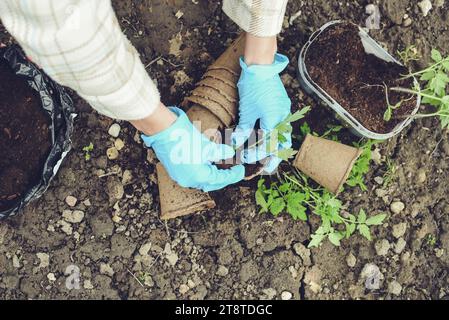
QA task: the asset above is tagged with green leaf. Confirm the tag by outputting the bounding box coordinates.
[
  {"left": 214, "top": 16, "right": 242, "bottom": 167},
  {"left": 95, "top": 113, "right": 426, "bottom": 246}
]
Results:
[
  {"left": 287, "top": 192, "right": 308, "bottom": 221},
  {"left": 275, "top": 148, "right": 298, "bottom": 161},
  {"left": 278, "top": 133, "right": 288, "bottom": 144},
  {"left": 346, "top": 223, "right": 356, "bottom": 238},
  {"left": 442, "top": 61, "right": 449, "bottom": 72},
  {"left": 278, "top": 182, "right": 291, "bottom": 194},
  {"left": 256, "top": 190, "right": 269, "bottom": 213},
  {"left": 357, "top": 209, "right": 367, "bottom": 224},
  {"left": 257, "top": 178, "right": 266, "bottom": 190},
  {"left": 270, "top": 198, "right": 285, "bottom": 216},
  {"left": 436, "top": 72, "right": 449, "bottom": 84},
  {"left": 366, "top": 213, "right": 387, "bottom": 226},
  {"left": 308, "top": 233, "right": 325, "bottom": 248},
  {"left": 442, "top": 96, "right": 449, "bottom": 104},
  {"left": 276, "top": 122, "right": 293, "bottom": 135},
  {"left": 287, "top": 202, "right": 308, "bottom": 221},
  {"left": 358, "top": 224, "right": 372, "bottom": 241},
  {"left": 441, "top": 115, "right": 449, "bottom": 129},
  {"left": 432, "top": 49, "right": 443, "bottom": 62},
  {"left": 300, "top": 122, "right": 312, "bottom": 137},
  {"left": 285, "top": 106, "right": 311, "bottom": 123},
  {"left": 384, "top": 107, "right": 392, "bottom": 122},
  {"left": 328, "top": 232, "right": 342, "bottom": 246},
  {"left": 421, "top": 70, "right": 436, "bottom": 81}
]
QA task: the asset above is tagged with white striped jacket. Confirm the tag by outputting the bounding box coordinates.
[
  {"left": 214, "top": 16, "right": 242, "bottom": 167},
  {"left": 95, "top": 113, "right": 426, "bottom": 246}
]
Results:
[{"left": 0, "top": 0, "right": 288, "bottom": 120}]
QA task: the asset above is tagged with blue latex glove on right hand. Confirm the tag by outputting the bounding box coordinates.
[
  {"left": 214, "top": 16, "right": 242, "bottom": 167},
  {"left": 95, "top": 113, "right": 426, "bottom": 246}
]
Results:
[
  {"left": 142, "top": 107, "right": 245, "bottom": 192},
  {"left": 232, "top": 53, "right": 292, "bottom": 173}
]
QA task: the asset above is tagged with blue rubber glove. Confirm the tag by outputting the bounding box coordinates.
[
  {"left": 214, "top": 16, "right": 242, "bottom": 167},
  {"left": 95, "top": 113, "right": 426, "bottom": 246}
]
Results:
[
  {"left": 142, "top": 107, "right": 245, "bottom": 192},
  {"left": 232, "top": 53, "right": 292, "bottom": 173}
]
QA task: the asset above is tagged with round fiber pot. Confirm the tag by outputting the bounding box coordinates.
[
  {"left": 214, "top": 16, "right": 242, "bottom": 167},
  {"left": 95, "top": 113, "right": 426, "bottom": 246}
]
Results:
[{"left": 293, "top": 134, "right": 362, "bottom": 194}]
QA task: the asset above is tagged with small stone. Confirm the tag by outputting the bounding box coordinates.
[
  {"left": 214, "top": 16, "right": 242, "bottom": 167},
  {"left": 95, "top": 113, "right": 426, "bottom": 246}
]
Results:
[
  {"left": 417, "top": 169, "right": 427, "bottom": 184},
  {"left": 262, "top": 288, "right": 277, "bottom": 300},
  {"left": 106, "top": 147, "right": 119, "bottom": 160},
  {"left": 179, "top": 284, "right": 190, "bottom": 295},
  {"left": 371, "top": 148, "right": 382, "bottom": 164},
  {"left": 83, "top": 279, "right": 94, "bottom": 290},
  {"left": 58, "top": 220, "right": 73, "bottom": 235},
  {"left": 346, "top": 252, "right": 357, "bottom": 268},
  {"left": 47, "top": 273, "right": 57, "bottom": 282},
  {"left": 187, "top": 279, "right": 196, "bottom": 289},
  {"left": 418, "top": 0, "right": 433, "bottom": 16},
  {"left": 375, "top": 189, "right": 388, "bottom": 198},
  {"left": 139, "top": 242, "right": 152, "bottom": 256},
  {"left": 403, "top": 17, "right": 413, "bottom": 27},
  {"left": 114, "top": 138, "right": 125, "bottom": 151},
  {"left": 62, "top": 210, "right": 85, "bottom": 224},
  {"left": 216, "top": 265, "right": 229, "bottom": 277},
  {"left": 143, "top": 274, "right": 154, "bottom": 287},
  {"left": 375, "top": 239, "right": 391, "bottom": 256},
  {"left": 12, "top": 254, "right": 21, "bottom": 268},
  {"left": 374, "top": 177, "right": 384, "bottom": 185},
  {"left": 360, "top": 263, "right": 384, "bottom": 290},
  {"left": 392, "top": 222, "right": 407, "bottom": 239},
  {"left": 293, "top": 242, "right": 312, "bottom": 266},
  {"left": 108, "top": 123, "right": 121, "bottom": 138},
  {"left": 281, "top": 291, "right": 293, "bottom": 300},
  {"left": 435, "top": 0, "right": 445, "bottom": 7},
  {"left": 391, "top": 201, "right": 405, "bottom": 214},
  {"left": 112, "top": 215, "right": 122, "bottom": 223},
  {"left": 166, "top": 252, "right": 179, "bottom": 266},
  {"left": 106, "top": 179, "right": 124, "bottom": 201},
  {"left": 175, "top": 10, "right": 184, "bottom": 20},
  {"left": 65, "top": 195, "right": 78, "bottom": 207},
  {"left": 99, "top": 263, "right": 114, "bottom": 277},
  {"left": 36, "top": 253, "right": 50, "bottom": 269},
  {"left": 395, "top": 238, "right": 407, "bottom": 254},
  {"left": 388, "top": 280, "right": 402, "bottom": 296},
  {"left": 289, "top": 266, "right": 299, "bottom": 279},
  {"left": 435, "top": 248, "right": 444, "bottom": 258},
  {"left": 122, "top": 170, "right": 133, "bottom": 185}
]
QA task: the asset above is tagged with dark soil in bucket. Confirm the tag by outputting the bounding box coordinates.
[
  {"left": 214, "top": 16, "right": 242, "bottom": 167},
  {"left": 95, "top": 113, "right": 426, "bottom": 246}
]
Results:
[
  {"left": 0, "top": 60, "right": 52, "bottom": 211},
  {"left": 306, "top": 23, "right": 417, "bottom": 134}
]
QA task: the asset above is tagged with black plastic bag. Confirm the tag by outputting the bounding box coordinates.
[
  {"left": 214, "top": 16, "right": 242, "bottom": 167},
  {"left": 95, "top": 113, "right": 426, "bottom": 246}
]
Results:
[{"left": 0, "top": 46, "right": 75, "bottom": 219}]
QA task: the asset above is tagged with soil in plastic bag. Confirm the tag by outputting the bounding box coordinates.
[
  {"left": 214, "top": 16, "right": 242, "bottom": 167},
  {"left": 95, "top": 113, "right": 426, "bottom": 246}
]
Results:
[
  {"left": 0, "top": 60, "right": 52, "bottom": 211},
  {"left": 306, "top": 23, "right": 417, "bottom": 134},
  {"left": 0, "top": 46, "right": 74, "bottom": 219}
]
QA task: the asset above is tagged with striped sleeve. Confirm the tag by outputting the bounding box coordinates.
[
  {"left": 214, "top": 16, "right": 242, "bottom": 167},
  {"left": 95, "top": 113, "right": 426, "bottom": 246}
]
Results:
[
  {"left": 222, "top": 0, "right": 288, "bottom": 37},
  {"left": 0, "top": 0, "right": 160, "bottom": 120}
]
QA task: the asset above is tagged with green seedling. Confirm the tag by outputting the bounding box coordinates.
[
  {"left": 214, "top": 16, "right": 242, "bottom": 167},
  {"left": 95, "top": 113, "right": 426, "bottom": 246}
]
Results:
[
  {"left": 296, "top": 122, "right": 342, "bottom": 142},
  {"left": 82, "top": 142, "right": 94, "bottom": 161},
  {"left": 256, "top": 169, "right": 387, "bottom": 248},
  {"left": 255, "top": 114, "right": 382, "bottom": 247},
  {"left": 425, "top": 234, "right": 437, "bottom": 247},
  {"left": 246, "top": 106, "right": 311, "bottom": 161},
  {"left": 383, "top": 157, "right": 397, "bottom": 187},
  {"left": 383, "top": 49, "right": 449, "bottom": 129},
  {"left": 345, "top": 139, "right": 377, "bottom": 191},
  {"left": 397, "top": 45, "right": 420, "bottom": 66}
]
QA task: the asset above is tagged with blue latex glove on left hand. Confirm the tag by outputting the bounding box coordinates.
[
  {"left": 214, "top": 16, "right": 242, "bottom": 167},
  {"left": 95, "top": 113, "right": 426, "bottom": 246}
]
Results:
[
  {"left": 142, "top": 107, "right": 245, "bottom": 192},
  {"left": 232, "top": 53, "right": 292, "bottom": 173}
]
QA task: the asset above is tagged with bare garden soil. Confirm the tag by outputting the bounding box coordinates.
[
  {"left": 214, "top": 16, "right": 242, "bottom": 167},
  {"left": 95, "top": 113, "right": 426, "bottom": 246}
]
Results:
[
  {"left": 306, "top": 23, "right": 417, "bottom": 134},
  {"left": 0, "top": 0, "right": 449, "bottom": 300},
  {"left": 0, "top": 60, "right": 51, "bottom": 212}
]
